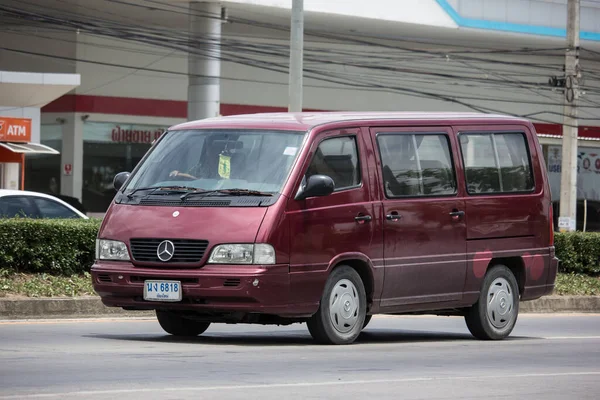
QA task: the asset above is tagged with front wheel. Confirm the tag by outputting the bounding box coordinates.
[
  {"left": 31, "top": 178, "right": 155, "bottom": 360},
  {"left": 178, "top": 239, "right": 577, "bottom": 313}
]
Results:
[
  {"left": 465, "top": 265, "right": 519, "bottom": 340},
  {"left": 156, "top": 310, "right": 211, "bottom": 337},
  {"left": 307, "top": 265, "right": 367, "bottom": 345}
]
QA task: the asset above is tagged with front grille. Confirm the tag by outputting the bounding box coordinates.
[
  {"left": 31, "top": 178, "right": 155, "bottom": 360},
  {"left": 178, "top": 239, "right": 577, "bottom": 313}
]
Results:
[
  {"left": 223, "top": 278, "right": 241, "bottom": 287},
  {"left": 130, "top": 238, "right": 209, "bottom": 263},
  {"left": 98, "top": 274, "right": 112, "bottom": 283}
]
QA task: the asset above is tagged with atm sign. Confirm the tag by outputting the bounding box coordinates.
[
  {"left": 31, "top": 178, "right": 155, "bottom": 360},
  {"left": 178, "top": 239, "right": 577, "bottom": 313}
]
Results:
[{"left": 0, "top": 117, "right": 32, "bottom": 143}]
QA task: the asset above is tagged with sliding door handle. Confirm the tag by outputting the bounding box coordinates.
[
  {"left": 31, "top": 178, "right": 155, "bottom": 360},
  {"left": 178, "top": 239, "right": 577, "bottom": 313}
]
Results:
[
  {"left": 449, "top": 210, "right": 465, "bottom": 221},
  {"left": 386, "top": 212, "right": 402, "bottom": 222},
  {"left": 355, "top": 215, "right": 372, "bottom": 224}
]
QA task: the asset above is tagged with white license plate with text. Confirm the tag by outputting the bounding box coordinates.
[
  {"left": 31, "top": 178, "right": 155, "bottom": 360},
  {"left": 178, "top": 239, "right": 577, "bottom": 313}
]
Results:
[{"left": 143, "top": 280, "right": 182, "bottom": 302}]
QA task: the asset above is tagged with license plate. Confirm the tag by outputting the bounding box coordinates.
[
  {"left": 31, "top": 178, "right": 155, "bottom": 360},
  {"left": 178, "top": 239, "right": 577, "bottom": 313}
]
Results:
[{"left": 143, "top": 280, "right": 182, "bottom": 302}]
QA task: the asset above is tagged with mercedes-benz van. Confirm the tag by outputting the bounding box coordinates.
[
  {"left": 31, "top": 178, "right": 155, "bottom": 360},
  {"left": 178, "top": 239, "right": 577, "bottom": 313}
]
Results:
[{"left": 91, "top": 112, "right": 558, "bottom": 345}]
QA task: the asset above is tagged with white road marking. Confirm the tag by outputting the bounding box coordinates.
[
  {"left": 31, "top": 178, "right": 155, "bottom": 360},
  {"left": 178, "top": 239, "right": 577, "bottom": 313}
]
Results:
[
  {"left": 542, "top": 336, "right": 600, "bottom": 340},
  {"left": 2, "top": 371, "right": 599, "bottom": 399},
  {"left": 0, "top": 317, "right": 154, "bottom": 325}
]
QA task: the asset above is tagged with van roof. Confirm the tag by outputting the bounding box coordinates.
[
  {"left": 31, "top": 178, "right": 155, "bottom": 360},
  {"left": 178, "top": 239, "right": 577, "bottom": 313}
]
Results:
[{"left": 169, "top": 111, "right": 531, "bottom": 132}]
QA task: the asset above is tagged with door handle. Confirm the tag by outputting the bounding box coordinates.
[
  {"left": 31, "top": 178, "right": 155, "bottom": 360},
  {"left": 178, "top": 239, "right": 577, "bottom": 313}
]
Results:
[
  {"left": 386, "top": 212, "right": 402, "bottom": 222},
  {"left": 449, "top": 210, "right": 465, "bottom": 220},
  {"left": 355, "top": 214, "right": 372, "bottom": 224}
]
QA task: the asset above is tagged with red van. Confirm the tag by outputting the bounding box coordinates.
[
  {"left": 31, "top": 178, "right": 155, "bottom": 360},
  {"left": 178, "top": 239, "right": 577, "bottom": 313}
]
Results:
[{"left": 92, "top": 112, "right": 558, "bottom": 345}]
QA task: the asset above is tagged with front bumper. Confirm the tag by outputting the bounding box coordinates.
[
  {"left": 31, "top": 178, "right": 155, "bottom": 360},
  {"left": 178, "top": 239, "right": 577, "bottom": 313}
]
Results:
[{"left": 91, "top": 261, "right": 312, "bottom": 317}]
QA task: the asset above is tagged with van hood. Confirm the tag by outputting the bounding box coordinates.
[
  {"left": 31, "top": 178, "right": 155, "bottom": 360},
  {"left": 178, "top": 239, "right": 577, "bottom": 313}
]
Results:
[{"left": 99, "top": 203, "right": 268, "bottom": 245}]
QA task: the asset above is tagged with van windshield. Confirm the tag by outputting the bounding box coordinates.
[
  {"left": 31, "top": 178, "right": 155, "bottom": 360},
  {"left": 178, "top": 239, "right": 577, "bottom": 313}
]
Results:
[{"left": 123, "top": 129, "right": 306, "bottom": 194}]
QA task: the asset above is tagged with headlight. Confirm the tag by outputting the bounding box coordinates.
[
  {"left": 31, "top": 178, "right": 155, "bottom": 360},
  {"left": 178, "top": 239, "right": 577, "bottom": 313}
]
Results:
[
  {"left": 96, "top": 239, "right": 130, "bottom": 261},
  {"left": 208, "top": 244, "right": 276, "bottom": 265}
]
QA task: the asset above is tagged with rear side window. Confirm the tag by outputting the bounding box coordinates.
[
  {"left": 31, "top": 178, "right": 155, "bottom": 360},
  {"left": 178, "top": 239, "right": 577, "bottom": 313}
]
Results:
[
  {"left": 377, "top": 133, "right": 456, "bottom": 197},
  {"left": 459, "top": 132, "right": 534, "bottom": 194},
  {"left": 0, "top": 196, "right": 39, "bottom": 218},
  {"left": 32, "top": 197, "right": 80, "bottom": 219},
  {"left": 306, "top": 136, "right": 361, "bottom": 191}
]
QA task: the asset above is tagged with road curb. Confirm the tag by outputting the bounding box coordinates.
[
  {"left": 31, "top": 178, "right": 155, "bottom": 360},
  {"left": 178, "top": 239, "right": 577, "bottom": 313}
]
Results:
[
  {"left": 0, "top": 297, "right": 154, "bottom": 319},
  {"left": 0, "top": 296, "right": 599, "bottom": 320},
  {"left": 520, "top": 295, "right": 600, "bottom": 313}
]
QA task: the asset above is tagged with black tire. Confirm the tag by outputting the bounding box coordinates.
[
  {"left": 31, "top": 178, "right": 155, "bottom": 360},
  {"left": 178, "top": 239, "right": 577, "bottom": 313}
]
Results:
[
  {"left": 156, "top": 310, "right": 211, "bottom": 337},
  {"left": 362, "top": 314, "right": 372, "bottom": 330},
  {"left": 465, "top": 265, "right": 519, "bottom": 340},
  {"left": 307, "top": 265, "right": 367, "bottom": 345}
]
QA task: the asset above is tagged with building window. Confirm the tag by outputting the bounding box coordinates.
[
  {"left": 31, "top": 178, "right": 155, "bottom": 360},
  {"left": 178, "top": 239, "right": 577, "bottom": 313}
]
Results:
[
  {"left": 377, "top": 133, "right": 456, "bottom": 197},
  {"left": 459, "top": 132, "right": 534, "bottom": 194},
  {"left": 24, "top": 124, "right": 62, "bottom": 196},
  {"left": 82, "top": 122, "right": 167, "bottom": 213}
]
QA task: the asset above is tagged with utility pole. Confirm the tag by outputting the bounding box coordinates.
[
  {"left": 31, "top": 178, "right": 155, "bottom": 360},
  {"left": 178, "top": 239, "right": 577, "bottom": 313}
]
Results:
[
  {"left": 288, "top": 0, "right": 304, "bottom": 112},
  {"left": 558, "top": 0, "right": 580, "bottom": 232}
]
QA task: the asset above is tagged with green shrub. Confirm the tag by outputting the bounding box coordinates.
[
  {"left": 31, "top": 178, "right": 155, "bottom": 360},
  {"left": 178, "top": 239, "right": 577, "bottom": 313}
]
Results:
[
  {"left": 0, "top": 218, "right": 102, "bottom": 275},
  {"left": 0, "top": 218, "right": 599, "bottom": 278},
  {"left": 555, "top": 232, "right": 600, "bottom": 276}
]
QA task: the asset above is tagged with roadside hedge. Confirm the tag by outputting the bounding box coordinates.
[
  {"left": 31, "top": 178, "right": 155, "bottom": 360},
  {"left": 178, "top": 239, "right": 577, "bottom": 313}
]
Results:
[
  {"left": 0, "top": 219, "right": 599, "bottom": 276},
  {"left": 0, "top": 218, "right": 102, "bottom": 275},
  {"left": 554, "top": 232, "right": 600, "bottom": 276}
]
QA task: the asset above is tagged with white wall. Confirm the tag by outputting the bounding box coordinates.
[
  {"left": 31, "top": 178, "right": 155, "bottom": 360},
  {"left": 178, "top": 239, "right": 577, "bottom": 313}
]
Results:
[
  {"left": 74, "top": 34, "right": 188, "bottom": 101},
  {"left": 64, "top": 31, "right": 600, "bottom": 128},
  {"left": 0, "top": 30, "right": 77, "bottom": 74}
]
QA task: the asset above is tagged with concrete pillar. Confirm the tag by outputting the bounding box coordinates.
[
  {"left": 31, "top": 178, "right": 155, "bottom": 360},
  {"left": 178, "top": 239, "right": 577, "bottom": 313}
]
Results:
[
  {"left": 188, "top": 1, "right": 222, "bottom": 121},
  {"left": 60, "top": 114, "right": 83, "bottom": 201}
]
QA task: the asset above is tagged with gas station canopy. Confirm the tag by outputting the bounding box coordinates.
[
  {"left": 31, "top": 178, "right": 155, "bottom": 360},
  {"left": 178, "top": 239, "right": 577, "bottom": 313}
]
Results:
[{"left": 0, "top": 71, "right": 80, "bottom": 109}]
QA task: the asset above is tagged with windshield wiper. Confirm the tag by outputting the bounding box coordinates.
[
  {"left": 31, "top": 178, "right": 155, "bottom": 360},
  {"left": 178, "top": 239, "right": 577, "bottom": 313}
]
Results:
[
  {"left": 180, "top": 188, "right": 273, "bottom": 201},
  {"left": 126, "top": 186, "right": 196, "bottom": 199}
]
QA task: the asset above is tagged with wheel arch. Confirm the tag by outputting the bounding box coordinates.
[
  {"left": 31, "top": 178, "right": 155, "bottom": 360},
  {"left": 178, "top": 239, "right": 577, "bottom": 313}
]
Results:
[
  {"left": 488, "top": 257, "right": 526, "bottom": 296},
  {"left": 327, "top": 253, "right": 375, "bottom": 311}
]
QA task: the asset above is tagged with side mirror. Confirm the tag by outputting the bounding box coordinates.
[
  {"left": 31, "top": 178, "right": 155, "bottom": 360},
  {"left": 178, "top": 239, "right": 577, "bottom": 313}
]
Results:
[
  {"left": 295, "top": 174, "right": 335, "bottom": 200},
  {"left": 113, "top": 171, "right": 131, "bottom": 191}
]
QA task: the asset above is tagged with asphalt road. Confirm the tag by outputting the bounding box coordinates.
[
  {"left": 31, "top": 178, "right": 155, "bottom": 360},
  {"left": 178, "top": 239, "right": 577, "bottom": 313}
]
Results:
[{"left": 1, "top": 313, "right": 599, "bottom": 400}]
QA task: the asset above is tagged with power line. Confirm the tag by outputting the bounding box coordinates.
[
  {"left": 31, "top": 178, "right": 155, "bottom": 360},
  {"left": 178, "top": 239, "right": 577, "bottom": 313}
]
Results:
[
  {"left": 3, "top": 45, "right": 593, "bottom": 128},
  {"left": 1, "top": 1, "right": 599, "bottom": 125}
]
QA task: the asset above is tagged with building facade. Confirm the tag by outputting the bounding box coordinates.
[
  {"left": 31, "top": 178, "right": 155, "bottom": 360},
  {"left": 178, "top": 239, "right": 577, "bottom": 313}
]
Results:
[{"left": 1, "top": 0, "right": 600, "bottom": 217}]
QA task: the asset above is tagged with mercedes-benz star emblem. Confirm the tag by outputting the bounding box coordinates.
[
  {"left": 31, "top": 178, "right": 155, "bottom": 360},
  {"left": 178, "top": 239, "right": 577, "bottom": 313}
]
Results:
[{"left": 157, "top": 240, "right": 175, "bottom": 262}]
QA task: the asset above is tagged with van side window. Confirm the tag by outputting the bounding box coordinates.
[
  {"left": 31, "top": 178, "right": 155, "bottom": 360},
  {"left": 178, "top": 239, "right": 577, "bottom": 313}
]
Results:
[
  {"left": 459, "top": 132, "right": 534, "bottom": 194},
  {"left": 306, "top": 136, "right": 360, "bottom": 191},
  {"left": 377, "top": 133, "right": 456, "bottom": 197}
]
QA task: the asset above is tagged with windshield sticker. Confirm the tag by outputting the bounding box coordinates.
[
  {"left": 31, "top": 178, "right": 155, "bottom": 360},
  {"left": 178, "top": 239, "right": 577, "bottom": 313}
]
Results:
[
  {"left": 218, "top": 154, "right": 231, "bottom": 179},
  {"left": 283, "top": 146, "right": 298, "bottom": 156}
]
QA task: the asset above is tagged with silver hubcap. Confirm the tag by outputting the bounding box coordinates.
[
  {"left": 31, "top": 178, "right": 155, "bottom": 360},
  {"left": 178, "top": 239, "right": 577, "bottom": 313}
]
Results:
[
  {"left": 487, "top": 277, "right": 514, "bottom": 330},
  {"left": 329, "top": 279, "right": 360, "bottom": 334}
]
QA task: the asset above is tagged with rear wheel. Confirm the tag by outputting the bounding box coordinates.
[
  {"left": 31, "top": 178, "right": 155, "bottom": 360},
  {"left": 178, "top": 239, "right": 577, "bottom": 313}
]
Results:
[
  {"left": 156, "top": 310, "right": 211, "bottom": 337},
  {"left": 465, "top": 265, "right": 519, "bottom": 340},
  {"left": 307, "top": 265, "right": 367, "bottom": 345}
]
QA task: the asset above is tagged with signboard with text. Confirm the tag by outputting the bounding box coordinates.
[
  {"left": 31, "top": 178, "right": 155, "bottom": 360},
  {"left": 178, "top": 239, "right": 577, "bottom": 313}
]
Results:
[
  {"left": 547, "top": 145, "right": 600, "bottom": 201},
  {"left": 0, "top": 117, "right": 32, "bottom": 143},
  {"left": 83, "top": 122, "right": 167, "bottom": 144}
]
